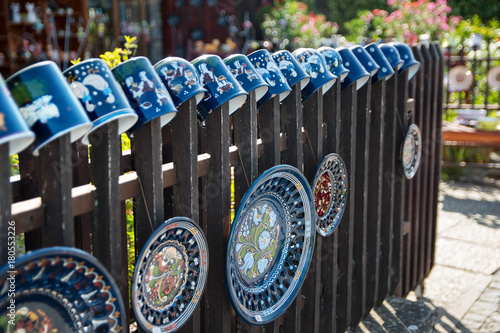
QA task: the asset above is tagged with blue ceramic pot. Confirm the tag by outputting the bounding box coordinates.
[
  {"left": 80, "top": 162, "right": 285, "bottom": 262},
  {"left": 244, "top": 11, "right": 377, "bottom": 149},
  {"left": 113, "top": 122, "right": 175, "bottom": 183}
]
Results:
[
  {"left": 379, "top": 44, "right": 404, "bottom": 71},
  {"left": 224, "top": 54, "right": 269, "bottom": 103},
  {"left": 336, "top": 47, "right": 370, "bottom": 91},
  {"left": 192, "top": 54, "right": 248, "bottom": 123},
  {"left": 364, "top": 43, "right": 395, "bottom": 82},
  {"left": 389, "top": 42, "right": 421, "bottom": 80},
  {"left": 112, "top": 56, "right": 178, "bottom": 135},
  {"left": 154, "top": 56, "right": 207, "bottom": 107},
  {"left": 6, "top": 61, "right": 92, "bottom": 155},
  {"left": 271, "top": 50, "right": 310, "bottom": 90},
  {"left": 317, "top": 46, "right": 350, "bottom": 82},
  {"left": 350, "top": 45, "right": 380, "bottom": 78},
  {"left": 63, "top": 58, "right": 138, "bottom": 144},
  {"left": 0, "top": 74, "right": 35, "bottom": 155},
  {"left": 247, "top": 49, "right": 291, "bottom": 107},
  {"left": 292, "top": 48, "right": 337, "bottom": 102}
]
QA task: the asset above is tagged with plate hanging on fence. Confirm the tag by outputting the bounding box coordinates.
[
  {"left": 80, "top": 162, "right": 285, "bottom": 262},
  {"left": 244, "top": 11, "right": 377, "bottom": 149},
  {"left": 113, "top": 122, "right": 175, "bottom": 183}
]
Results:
[
  {"left": 448, "top": 65, "right": 473, "bottom": 92},
  {"left": 226, "top": 164, "right": 316, "bottom": 325},
  {"left": 312, "top": 153, "right": 348, "bottom": 237},
  {"left": 401, "top": 124, "right": 422, "bottom": 179},
  {"left": 0, "top": 246, "right": 126, "bottom": 332},
  {"left": 487, "top": 66, "right": 500, "bottom": 89},
  {"left": 132, "top": 217, "right": 209, "bottom": 333}
]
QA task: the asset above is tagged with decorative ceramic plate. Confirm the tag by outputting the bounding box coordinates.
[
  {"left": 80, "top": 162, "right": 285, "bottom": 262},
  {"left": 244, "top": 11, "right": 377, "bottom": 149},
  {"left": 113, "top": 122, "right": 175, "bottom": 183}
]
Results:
[
  {"left": 402, "top": 124, "right": 422, "bottom": 179},
  {"left": 226, "top": 164, "right": 316, "bottom": 325},
  {"left": 448, "top": 65, "right": 473, "bottom": 92},
  {"left": 0, "top": 246, "right": 126, "bottom": 332},
  {"left": 132, "top": 217, "right": 209, "bottom": 333},
  {"left": 487, "top": 66, "right": 500, "bottom": 89},
  {"left": 312, "top": 153, "right": 348, "bottom": 237}
]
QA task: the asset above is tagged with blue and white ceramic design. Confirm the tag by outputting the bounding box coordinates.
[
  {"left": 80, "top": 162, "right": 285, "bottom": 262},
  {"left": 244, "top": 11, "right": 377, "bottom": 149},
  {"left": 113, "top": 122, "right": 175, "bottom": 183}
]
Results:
[
  {"left": 379, "top": 44, "right": 405, "bottom": 71},
  {"left": 0, "top": 247, "right": 126, "bottom": 332},
  {"left": 364, "top": 43, "right": 395, "bottom": 82},
  {"left": 317, "top": 46, "right": 350, "bottom": 82},
  {"left": 192, "top": 54, "right": 248, "bottom": 123},
  {"left": 389, "top": 42, "right": 421, "bottom": 80},
  {"left": 6, "top": 61, "right": 92, "bottom": 155},
  {"left": 350, "top": 45, "right": 380, "bottom": 78},
  {"left": 271, "top": 50, "right": 310, "bottom": 90},
  {"left": 224, "top": 54, "right": 269, "bottom": 103},
  {"left": 63, "top": 58, "right": 138, "bottom": 144},
  {"left": 112, "top": 56, "right": 178, "bottom": 135},
  {"left": 336, "top": 47, "right": 371, "bottom": 91},
  {"left": 293, "top": 48, "right": 337, "bottom": 101},
  {"left": 154, "top": 56, "right": 207, "bottom": 107},
  {"left": 402, "top": 124, "right": 422, "bottom": 179},
  {"left": 0, "top": 74, "right": 35, "bottom": 155},
  {"left": 247, "top": 49, "right": 291, "bottom": 107},
  {"left": 226, "top": 164, "right": 316, "bottom": 325}
]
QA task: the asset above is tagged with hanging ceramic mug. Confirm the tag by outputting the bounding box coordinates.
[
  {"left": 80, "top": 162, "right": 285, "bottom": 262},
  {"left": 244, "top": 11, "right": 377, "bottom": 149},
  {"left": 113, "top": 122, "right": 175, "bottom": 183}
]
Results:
[
  {"left": 364, "top": 43, "right": 395, "bottom": 82},
  {"left": 336, "top": 47, "right": 371, "bottom": 91},
  {"left": 379, "top": 44, "right": 405, "bottom": 71},
  {"left": 292, "top": 48, "right": 337, "bottom": 102},
  {"left": 224, "top": 54, "right": 269, "bottom": 103},
  {"left": 317, "top": 46, "right": 350, "bottom": 82},
  {"left": 192, "top": 54, "right": 248, "bottom": 123},
  {"left": 389, "top": 42, "right": 421, "bottom": 80},
  {"left": 271, "top": 50, "right": 310, "bottom": 90},
  {"left": 154, "top": 56, "right": 207, "bottom": 107},
  {"left": 350, "top": 45, "right": 380, "bottom": 79},
  {"left": 63, "top": 58, "right": 138, "bottom": 144},
  {"left": 0, "top": 74, "right": 35, "bottom": 155},
  {"left": 112, "top": 56, "right": 178, "bottom": 135},
  {"left": 6, "top": 61, "right": 92, "bottom": 156},
  {"left": 247, "top": 49, "right": 291, "bottom": 107}
]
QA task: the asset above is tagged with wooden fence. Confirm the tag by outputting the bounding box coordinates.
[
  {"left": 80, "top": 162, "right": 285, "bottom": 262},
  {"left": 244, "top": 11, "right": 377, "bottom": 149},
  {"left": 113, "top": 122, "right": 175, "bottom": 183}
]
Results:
[{"left": 0, "top": 42, "right": 444, "bottom": 332}]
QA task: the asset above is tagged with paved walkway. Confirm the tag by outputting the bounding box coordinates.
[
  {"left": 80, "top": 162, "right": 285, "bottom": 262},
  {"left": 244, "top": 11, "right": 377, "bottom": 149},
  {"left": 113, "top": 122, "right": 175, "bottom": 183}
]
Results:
[{"left": 423, "top": 179, "right": 500, "bottom": 333}]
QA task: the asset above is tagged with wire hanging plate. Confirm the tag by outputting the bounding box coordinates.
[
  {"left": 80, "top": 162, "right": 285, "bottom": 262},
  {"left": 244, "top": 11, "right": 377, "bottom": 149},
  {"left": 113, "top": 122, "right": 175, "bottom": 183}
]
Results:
[
  {"left": 487, "top": 66, "right": 500, "bottom": 89},
  {"left": 132, "top": 217, "right": 209, "bottom": 333},
  {"left": 312, "top": 153, "right": 348, "bottom": 236},
  {"left": 226, "top": 164, "right": 316, "bottom": 325},
  {"left": 0, "top": 246, "right": 126, "bottom": 332},
  {"left": 402, "top": 124, "right": 422, "bottom": 179}
]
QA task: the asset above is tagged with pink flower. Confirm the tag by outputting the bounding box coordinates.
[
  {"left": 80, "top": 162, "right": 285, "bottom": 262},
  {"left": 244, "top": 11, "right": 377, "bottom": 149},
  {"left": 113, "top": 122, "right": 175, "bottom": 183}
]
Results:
[
  {"left": 439, "top": 22, "right": 450, "bottom": 30},
  {"left": 387, "top": 0, "right": 395, "bottom": 6},
  {"left": 427, "top": 2, "right": 436, "bottom": 11}
]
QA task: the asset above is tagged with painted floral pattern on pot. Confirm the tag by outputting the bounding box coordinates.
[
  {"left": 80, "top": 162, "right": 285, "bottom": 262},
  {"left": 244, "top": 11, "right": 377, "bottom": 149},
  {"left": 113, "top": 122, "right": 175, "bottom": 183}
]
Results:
[
  {"left": 19, "top": 95, "right": 59, "bottom": 127},
  {"left": 236, "top": 203, "right": 280, "bottom": 280},
  {"left": 224, "top": 54, "right": 269, "bottom": 103},
  {"left": 313, "top": 171, "right": 333, "bottom": 217},
  {"left": 144, "top": 241, "right": 189, "bottom": 308}
]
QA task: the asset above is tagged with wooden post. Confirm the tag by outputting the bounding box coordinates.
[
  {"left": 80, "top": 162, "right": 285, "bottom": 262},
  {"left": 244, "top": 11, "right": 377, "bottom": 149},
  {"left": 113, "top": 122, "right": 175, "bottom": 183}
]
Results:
[
  {"left": 0, "top": 144, "right": 10, "bottom": 266},
  {"left": 300, "top": 89, "right": 323, "bottom": 333},
  {"left": 365, "top": 78, "right": 385, "bottom": 312},
  {"left": 38, "top": 133, "right": 75, "bottom": 247},
  {"left": 258, "top": 97, "right": 281, "bottom": 174},
  {"left": 351, "top": 79, "right": 371, "bottom": 327},
  {"left": 72, "top": 141, "right": 92, "bottom": 253},
  {"left": 337, "top": 84, "right": 356, "bottom": 331},
  {"left": 319, "top": 81, "right": 340, "bottom": 333},
  {"left": 203, "top": 102, "right": 232, "bottom": 333}
]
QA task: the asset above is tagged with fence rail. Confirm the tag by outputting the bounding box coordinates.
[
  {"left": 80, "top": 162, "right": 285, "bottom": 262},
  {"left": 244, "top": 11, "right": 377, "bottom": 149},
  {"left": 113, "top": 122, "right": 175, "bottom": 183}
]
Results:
[{"left": 0, "top": 42, "right": 444, "bottom": 332}]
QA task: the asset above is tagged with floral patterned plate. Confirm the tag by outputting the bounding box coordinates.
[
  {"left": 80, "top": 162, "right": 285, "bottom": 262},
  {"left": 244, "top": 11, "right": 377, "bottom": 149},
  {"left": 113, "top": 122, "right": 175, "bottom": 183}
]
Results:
[
  {"left": 132, "top": 217, "right": 209, "bottom": 333},
  {"left": 312, "top": 153, "right": 348, "bottom": 237},
  {"left": 226, "top": 164, "right": 316, "bottom": 325},
  {"left": 402, "top": 124, "right": 422, "bottom": 179},
  {"left": 0, "top": 246, "right": 126, "bottom": 332}
]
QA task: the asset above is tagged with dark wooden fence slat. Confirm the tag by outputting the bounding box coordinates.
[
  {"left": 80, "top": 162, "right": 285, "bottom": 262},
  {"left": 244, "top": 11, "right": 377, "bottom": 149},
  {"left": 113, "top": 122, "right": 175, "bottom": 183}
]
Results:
[
  {"left": 203, "top": 102, "right": 232, "bottom": 333},
  {"left": 39, "top": 133, "right": 75, "bottom": 247},
  {"left": 281, "top": 84, "right": 304, "bottom": 171},
  {"left": 365, "top": 79, "right": 385, "bottom": 311},
  {"left": 337, "top": 84, "right": 357, "bottom": 331},
  {"left": 258, "top": 97, "right": 281, "bottom": 174},
  {"left": 72, "top": 141, "right": 92, "bottom": 253},
  {"left": 301, "top": 89, "right": 323, "bottom": 333},
  {"left": 390, "top": 69, "right": 409, "bottom": 295},
  {"left": 88, "top": 121, "right": 128, "bottom": 331},
  {"left": 19, "top": 150, "right": 41, "bottom": 250},
  {"left": 377, "top": 72, "right": 397, "bottom": 305},
  {"left": 319, "top": 82, "right": 340, "bottom": 333},
  {"left": 351, "top": 79, "right": 371, "bottom": 328},
  {"left": 0, "top": 144, "right": 10, "bottom": 266}
]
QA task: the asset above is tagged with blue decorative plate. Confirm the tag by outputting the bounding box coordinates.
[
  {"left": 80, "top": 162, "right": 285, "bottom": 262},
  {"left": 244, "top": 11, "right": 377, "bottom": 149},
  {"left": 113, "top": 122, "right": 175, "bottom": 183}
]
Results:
[
  {"left": 0, "top": 246, "right": 126, "bottom": 332},
  {"left": 132, "top": 217, "right": 209, "bottom": 333},
  {"left": 402, "top": 124, "right": 422, "bottom": 179},
  {"left": 226, "top": 165, "right": 316, "bottom": 325},
  {"left": 312, "top": 153, "right": 348, "bottom": 237}
]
